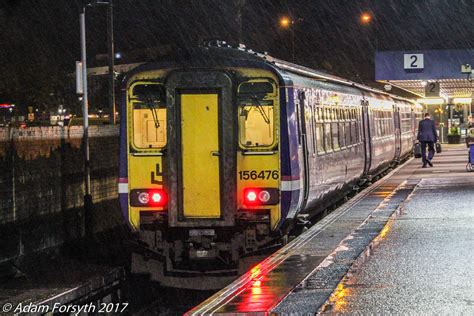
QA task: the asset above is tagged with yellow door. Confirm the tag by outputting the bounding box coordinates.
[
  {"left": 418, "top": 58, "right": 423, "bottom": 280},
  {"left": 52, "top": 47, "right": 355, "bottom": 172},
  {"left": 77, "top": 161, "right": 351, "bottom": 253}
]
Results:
[{"left": 181, "top": 94, "right": 221, "bottom": 218}]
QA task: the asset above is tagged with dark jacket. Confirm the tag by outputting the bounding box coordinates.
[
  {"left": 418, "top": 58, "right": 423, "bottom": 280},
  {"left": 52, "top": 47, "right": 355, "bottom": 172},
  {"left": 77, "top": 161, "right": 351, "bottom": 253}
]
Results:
[{"left": 417, "top": 118, "right": 438, "bottom": 142}]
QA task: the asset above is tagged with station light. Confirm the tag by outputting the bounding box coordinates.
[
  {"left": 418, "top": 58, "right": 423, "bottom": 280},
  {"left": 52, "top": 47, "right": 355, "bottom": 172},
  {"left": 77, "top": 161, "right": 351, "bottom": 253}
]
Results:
[
  {"left": 360, "top": 12, "right": 372, "bottom": 25},
  {"left": 417, "top": 98, "right": 446, "bottom": 105},
  {"left": 453, "top": 97, "right": 472, "bottom": 104},
  {"left": 279, "top": 16, "right": 291, "bottom": 28}
]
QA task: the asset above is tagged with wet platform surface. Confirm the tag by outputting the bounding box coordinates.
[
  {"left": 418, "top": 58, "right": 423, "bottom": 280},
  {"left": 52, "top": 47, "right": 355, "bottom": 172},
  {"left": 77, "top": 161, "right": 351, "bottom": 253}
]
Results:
[{"left": 189, "top": 144, "right": 473, "bottom": 315}]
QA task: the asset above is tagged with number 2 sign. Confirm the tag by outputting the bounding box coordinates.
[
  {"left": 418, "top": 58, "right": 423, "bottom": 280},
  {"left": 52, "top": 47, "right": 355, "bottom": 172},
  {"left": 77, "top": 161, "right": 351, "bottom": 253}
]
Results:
[{"left": 404, "top": 54, "right": 424, "bottom": 70}]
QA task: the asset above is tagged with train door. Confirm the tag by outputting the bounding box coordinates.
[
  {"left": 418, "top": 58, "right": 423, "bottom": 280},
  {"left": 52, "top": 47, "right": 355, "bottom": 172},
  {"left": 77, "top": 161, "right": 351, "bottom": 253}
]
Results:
[
  {"left": 180, "top": 93, "right": 221, "bottom": 218},
  {"left": 393, "top": 104, "right": 401, "bottom": 161},
  {"left": 166, "top": 71, "right": 236, "bottom": 227},
  {"left": 297, "top": 90, "right": 310, "bottom": 209},
  {"left": 361, "top": 98, "right": 372, "bottom": 176}
]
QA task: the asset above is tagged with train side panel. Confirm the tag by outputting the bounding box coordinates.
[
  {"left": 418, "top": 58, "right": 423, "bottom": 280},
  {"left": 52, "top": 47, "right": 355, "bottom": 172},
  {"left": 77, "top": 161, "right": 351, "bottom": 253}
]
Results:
[
  {"left": 288, "top": 75, "right": 365, "bottom": 217},
  {"left": 366, "top": 94, "right": 397, "bottom": 175},
  {"left": 397, "top": 100, "right": 415, "bottom": 159}
]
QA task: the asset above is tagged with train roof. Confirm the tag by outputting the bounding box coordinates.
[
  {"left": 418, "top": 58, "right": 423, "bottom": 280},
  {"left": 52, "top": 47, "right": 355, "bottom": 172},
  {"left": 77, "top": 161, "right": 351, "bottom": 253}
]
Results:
[{"left": 129, "top": 42, "right": 415, "bottom": 104}]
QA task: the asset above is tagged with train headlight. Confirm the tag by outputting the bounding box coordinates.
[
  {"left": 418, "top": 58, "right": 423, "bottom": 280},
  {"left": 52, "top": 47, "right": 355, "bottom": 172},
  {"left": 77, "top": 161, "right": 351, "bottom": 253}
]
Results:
[
  {"left": 130, "top": 189, "right": 168, "bottom": 208},
  {"left": 258, "top": 190, "right": 271, "bottom": 203},
  {"left": 138, "top": 192, "right": 150, "bottom": 204},
  {"left": 243, "top": 188, "right": 279, "bottom": 206}
]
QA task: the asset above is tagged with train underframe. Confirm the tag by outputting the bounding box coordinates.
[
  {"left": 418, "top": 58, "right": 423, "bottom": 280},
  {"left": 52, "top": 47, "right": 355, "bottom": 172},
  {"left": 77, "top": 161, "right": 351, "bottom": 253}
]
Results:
[{"left": 132, "top": 209, "right": 282, "bottom": 289}]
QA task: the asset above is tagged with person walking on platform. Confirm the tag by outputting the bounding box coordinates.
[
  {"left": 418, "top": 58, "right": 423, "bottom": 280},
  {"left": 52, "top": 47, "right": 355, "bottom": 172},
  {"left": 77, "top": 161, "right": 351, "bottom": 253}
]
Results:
[{"left": 417, "top": 112, "right": 438, "bottom": 168}]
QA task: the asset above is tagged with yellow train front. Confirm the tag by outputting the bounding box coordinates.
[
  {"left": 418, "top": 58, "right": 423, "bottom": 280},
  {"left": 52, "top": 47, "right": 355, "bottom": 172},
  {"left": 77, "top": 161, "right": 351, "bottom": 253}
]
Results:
[{"left": 118, "top": 46, "right": 292, "bottom": 288}]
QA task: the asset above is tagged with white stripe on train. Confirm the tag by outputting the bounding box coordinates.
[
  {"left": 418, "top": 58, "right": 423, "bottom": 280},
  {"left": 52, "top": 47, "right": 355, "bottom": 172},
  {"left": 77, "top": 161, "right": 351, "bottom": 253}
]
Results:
[
  {"left": 280, "top": 179, "right": 302, "bottom": 191},
  {"left": 118, "top": 183, "right": 129, "bottom": 193}
]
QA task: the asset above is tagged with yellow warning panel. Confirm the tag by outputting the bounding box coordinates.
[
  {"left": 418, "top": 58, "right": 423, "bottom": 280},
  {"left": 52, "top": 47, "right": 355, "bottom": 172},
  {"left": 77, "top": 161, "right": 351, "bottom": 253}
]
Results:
[{"left": 181, "top": 94, "right": 221, "bottom": 218}]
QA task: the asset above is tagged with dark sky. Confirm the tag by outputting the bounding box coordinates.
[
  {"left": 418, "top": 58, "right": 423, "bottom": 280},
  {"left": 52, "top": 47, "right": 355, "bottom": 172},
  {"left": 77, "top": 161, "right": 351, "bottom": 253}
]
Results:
[{"left": 1, "top": 0, "right": 474, "bottom": 109}]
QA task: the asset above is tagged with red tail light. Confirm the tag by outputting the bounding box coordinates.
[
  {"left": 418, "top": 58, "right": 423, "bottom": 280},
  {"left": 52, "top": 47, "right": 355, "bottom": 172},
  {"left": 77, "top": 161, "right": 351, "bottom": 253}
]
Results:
[
  {"left": 245, "top": 189, "right": 259, "bottom": 204},
  {"left": 243, "top": 188, "right": 279, "bottom": 206},
  {"left": 149, "top": 189, "right": 167, "bottom": 207},
  {"left": 131, "top": 189, "right": 168, "bottom": 207}
]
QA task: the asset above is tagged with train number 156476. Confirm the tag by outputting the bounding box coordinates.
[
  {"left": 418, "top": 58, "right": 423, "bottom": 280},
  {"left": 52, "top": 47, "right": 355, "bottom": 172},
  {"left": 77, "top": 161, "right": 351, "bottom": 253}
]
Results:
[{"left": 238, "top": 170, "right": 279, "bottom": 180}]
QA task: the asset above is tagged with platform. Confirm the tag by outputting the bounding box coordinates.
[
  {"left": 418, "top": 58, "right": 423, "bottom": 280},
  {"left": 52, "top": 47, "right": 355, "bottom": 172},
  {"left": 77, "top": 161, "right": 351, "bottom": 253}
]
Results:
[{"left": 189, "top": 144, "right": 473, "bottom": 315}]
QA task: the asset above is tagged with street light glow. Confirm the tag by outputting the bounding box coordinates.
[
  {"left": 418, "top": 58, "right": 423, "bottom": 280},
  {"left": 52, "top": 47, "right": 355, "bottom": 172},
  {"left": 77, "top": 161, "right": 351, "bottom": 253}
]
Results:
[
  {"left": 360, "top": 12, "right": 372, "bottom": 24},
  {"left": 279, "top": 16, "right": 291, "bottom": 28}
]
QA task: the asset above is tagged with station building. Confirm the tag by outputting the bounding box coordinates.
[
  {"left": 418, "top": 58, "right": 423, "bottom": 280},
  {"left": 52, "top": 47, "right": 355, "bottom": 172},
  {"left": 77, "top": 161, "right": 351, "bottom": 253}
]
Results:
[{"left": 376, "top": 49, "right": 474, "bottom": 143}]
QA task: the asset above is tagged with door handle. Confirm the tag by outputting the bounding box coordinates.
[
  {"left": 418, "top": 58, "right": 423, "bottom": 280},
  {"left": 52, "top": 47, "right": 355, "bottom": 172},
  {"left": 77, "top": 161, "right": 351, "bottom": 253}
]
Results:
[{"left": 211, "top": 151, "right": 221, "bottom": 156}]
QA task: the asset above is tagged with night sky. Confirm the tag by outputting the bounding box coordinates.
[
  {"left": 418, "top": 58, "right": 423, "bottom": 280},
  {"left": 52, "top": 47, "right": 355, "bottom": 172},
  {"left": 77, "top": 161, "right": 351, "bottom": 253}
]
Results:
[{"left": 1, "top": 0, "right": 474, "bottom": 111}]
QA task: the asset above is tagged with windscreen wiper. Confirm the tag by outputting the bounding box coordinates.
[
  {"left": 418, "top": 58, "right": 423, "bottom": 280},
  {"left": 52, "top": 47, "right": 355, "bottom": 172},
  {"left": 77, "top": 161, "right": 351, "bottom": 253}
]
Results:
[
  {"left": 143, "top": 97, "right": 160, "bottom": 128},
  {"left": 249, "top": 95, "right": 271, "bottom": 124}
]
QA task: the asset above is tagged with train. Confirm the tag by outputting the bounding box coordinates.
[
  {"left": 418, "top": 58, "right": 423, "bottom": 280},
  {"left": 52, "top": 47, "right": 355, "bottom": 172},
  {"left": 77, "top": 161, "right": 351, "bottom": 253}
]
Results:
[{"left": 118, "top": 42, "right": 423, "bottom": 289}]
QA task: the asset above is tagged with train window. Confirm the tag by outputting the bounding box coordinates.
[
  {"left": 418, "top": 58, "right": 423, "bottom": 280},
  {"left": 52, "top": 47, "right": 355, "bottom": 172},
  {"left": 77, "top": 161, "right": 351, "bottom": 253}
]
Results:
[
  {"left": 310, "top": 105, "right": 317, "bottom": 154},
  {"left": 351, "top": 121, "right": 358, "bottom": 143},
  {"left": 238, "top": 81, "right": 276, "bottom": 149},
  {"left": 316, "top": 107, "right": 322, "bottom": 122},
  {"left": 131, "top": 83, "right": 167, "bottom": 149},
  {"left": 338, "top": 123, "right": 345, "bottom": 148},
  {"left": 316, "top": 123, "right": 325, "bottom": 154},
  {"left": 324, "top": 123, "right": 332, "bottom": 151},
  {"left": 239, "top": 81, "right": 274, "bottom": 95},
  {"left": 331, "top": 123, "right": 339, "bottom": 150},
  {"left": 345, "top": 122, "right": 351, "bottom": 145}
]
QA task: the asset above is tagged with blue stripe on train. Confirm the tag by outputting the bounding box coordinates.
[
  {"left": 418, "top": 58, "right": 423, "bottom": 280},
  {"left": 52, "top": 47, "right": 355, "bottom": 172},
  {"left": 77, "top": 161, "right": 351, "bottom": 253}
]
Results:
[
  {"left": 277, "top": 84, "right": 302, "bottom": 229},
  {"left": 119, "top": 87, "right": 129, "bottom": 221}
]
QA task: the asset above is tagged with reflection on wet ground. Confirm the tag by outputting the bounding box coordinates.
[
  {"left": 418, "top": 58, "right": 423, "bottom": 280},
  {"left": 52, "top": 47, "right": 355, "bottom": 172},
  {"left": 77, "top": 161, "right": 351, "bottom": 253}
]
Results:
[{"left": 321, "top": 145, "right": 474, "bottom": 314}]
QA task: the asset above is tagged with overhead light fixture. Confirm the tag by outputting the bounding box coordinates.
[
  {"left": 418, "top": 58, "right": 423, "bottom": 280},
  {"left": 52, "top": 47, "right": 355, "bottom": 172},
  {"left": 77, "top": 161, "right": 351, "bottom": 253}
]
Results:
[
  {"left": 417, "top": 98, "right": 445, "bottom": 105},
  {"left": 452, "top": 97, "right": 472, "bottom": 104}
]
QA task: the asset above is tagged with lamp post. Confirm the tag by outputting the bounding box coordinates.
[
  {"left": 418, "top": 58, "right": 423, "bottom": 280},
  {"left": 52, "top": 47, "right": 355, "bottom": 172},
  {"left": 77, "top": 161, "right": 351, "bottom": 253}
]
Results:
[
  {"left": 79, "top": 7, "right": 93, "bottom": 238},
  {"left": 79, "top": 1, "right": 115, "bottom": 238},
  {"left": 106, "top": 0, "right": 116, "bottom": 125},
  {"left": 86, "top": 1, "right": 116, "bottom": 124}
]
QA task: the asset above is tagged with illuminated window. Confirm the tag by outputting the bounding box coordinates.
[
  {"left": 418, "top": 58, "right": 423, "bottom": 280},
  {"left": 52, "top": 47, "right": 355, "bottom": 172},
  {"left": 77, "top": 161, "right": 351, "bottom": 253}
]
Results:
[
  {"left": 324, "top": 123, "right": 332, "bottom": 151},
  {"left": 331, "top": 122, "right": 339, "bottom": 150},
  {"left": 345, "top": 122, "right": 351, "bottom": 145},
  {"left": 351, "top": 121, "right": 358, "bottom": 143},
  {"left": 316, "top": 123, "right": 325, "bottom": 154},
  {"left": 238, "top": 81, "right": 276, "bottom": 149},
  {"left": 338, "top": 123, "right": 345, "bottom": 148},
  {"left": 131, "top": 83, "right": 167, "bottom": 149}
]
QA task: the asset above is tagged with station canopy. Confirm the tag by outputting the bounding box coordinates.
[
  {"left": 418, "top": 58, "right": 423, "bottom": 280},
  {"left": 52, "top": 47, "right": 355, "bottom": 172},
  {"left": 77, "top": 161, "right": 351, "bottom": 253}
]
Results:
[{"left": 375, "top": 49, "right": 474, "bottom": 100}]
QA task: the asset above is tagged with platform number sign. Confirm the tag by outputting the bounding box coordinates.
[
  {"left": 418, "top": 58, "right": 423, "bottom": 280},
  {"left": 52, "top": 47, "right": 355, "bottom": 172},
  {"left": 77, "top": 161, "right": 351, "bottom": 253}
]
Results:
[
  {"left": 425, "top": 82, "right": 440, "bottom": 97},
  {"left": 404, "top": 54, "right": 424, "bottom": 70}
]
